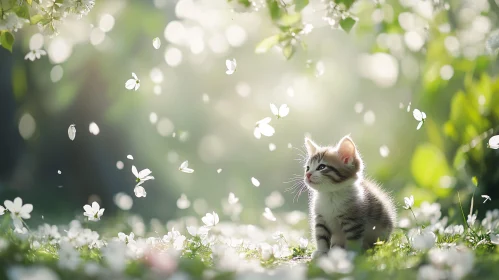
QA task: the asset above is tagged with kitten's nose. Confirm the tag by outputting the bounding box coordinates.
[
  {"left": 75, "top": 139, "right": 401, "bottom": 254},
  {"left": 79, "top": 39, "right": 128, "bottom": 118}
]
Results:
[{"left": 306, "top": 173, "right": 312, "bottom": 179}]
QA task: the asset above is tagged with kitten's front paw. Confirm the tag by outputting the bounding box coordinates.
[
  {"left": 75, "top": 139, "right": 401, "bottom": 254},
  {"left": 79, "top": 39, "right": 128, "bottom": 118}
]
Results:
[{"left": 311, "top": 250, "right": 328, "bottom": 260}]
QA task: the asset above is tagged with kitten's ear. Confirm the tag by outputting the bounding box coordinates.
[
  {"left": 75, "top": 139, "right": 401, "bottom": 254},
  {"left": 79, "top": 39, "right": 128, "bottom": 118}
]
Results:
[
  {"left": 337, "top": 136, "right": 357, "bottom": 165},
  {"left": 305, "top": 137, "right": 319, "bottom": 155}
]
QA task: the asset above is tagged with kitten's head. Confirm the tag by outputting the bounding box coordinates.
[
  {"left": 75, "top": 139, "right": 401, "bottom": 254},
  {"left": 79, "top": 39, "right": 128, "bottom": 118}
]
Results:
[{"left": 303, "top": 135, "right": 364, "bottom": 192}]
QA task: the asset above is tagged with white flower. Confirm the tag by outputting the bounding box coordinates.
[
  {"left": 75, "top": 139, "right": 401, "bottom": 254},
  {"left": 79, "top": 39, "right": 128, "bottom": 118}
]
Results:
[
  {"left": 152, "top": 37, "right": 161, "bottom": 49},
  {"left": 83, "top": 202, "right": 104, "bottom": 221},
  {"left": 0, "top": 206, "right": 4, "bottom": 215},
  {"left": 134, "top": 185, "right": 147, "bottom": 198},
  {"left": 68, "top": 124, "right": 76, "bottom": 141},
  {"left": 163, "top": 228, "right": 186, "bottom": 250},
  {"left": 411, "top": 228, "right": 436, "bottom": 250},
  {"left": 270, "top": 103, "right": 290, "bottom": 118},
  {"left": 490, "top": 233, "right": 499, "bottom": 245},
  {"left": 263, "top": 207, "right": 276, "bottom": 221},
  {"left": 125, "top": 72, "right": 140, "bottom": 91},
  {"left": 251, "top": 177, "right": 260, "bottom": 187},
  {"left": 102, "top": 241, "right": 127, "bottom": 272},
  {"left": 179, "top": 160, "right": 194, "bottom": 173},
  {"left": 186, "top": 226, "right": 209, "bottom": 237},
  {"left": 4, "top": 197, "right": 33, "bottom": 220},
  {"left": 225, "top": 58, "right": 237, "bottom": 75},
  {"left": 253, "top": 117, "right": 275, "bottom": 139},
  {"left": 467, "top": 214, "right": 477, "bottom": 226},
  {"left": 228, "top": 192, "right": 239, "bottom": 205},
  {"left": 132, "top": 165, "right": 154, "bottom": 183},
  {"left": 404, "top": 195, "right": 414, "bottom": 209},
  {"left": 299, "top": 237, "right": 308, "bottom": 249},
  {"left": 413, "top": 109, "right": 426, "bottom": 130},
  {"left": 118, "top": 232, "right": 135, "bottom": 245},
  {"left": 58, "top": 241, "right": 81, "bottom": 270},
  {"left": 317, "top": 247, "right": 355, "bottom": 274},
  {"left": 488, "top": 135, "right": 499, "bottom": 149},
  {"left": 202, "top": 211, "right": 220, "bottom": 227},
  {"left": 24, "top": 49, "right": 47, "bottom": 61},
  {"left": 482, "top": 195, "right": 492, "bottom": 203}
]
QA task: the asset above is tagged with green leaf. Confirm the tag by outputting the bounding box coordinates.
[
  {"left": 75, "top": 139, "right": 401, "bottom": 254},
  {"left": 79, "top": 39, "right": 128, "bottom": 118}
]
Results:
[
  {"left": 30, "top": 14, "right": 44, "bottom": 25},
  {"left": 295, "top": 0, "right": 309, "bottom": 11},
  {"left": 334, "top": 0, "right": 355, "bottom": 9},
  {"left": 0, "top": 31, "right": 15, "bottom": 53},
  {"left": 255, "top": 35, "right": 280, "bottom": 54},
  {"left": 340, "top": 17, "right": 356, "bottom": 33},
  {"left": 282, "top": 44, "right": 294, "bottom": 60},
  {"left": 267, "top": 0, "right": 282, "bottom": 21},
  {"left": 15, "top": 4, "right": 30, "bottom": 20},
  {"left": 277, "top": 13, "right": 301, "bottom": 27}
]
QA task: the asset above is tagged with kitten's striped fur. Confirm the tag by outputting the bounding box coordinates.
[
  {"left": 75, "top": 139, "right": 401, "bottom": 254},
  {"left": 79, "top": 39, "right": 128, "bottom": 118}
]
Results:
[{"left": 303, "top": 136, "right": 396, "bottom": 259}]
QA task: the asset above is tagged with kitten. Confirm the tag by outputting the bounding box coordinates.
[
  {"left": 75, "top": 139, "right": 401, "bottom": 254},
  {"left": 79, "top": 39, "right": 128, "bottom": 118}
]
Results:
[{"left": 303, "top": 135, "right": 396, "bottom": 259}]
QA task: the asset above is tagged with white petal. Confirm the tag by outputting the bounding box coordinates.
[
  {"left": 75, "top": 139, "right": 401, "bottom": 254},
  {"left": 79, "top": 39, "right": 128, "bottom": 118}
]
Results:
[
  {"left": 138, "top": 169, "right": 152, "bottom": 178},
  {"left": 181, "top": 168, "right": 194, "bottom": 173},
  {"left": 417, "top": 121, "right": 423, "bottom": 130},
  {"left": 279, "top": 104, "right": 289, "bottom": 117},
  {"left": 125, "top": 79, "right": 136, "bottom": 90},
  {"left": 83, "top": 204, "right": 92, "bottom": 213},
  {"left": 226, "top": 69, "right": 235, "bottom": 75},
  {"left": 186, "top": 226, "right": 197, "bottom": 236},
  {"left": 68, "top": 124, "right": 76, "bottom": 141},
  {"left": 134, "top": 186, "right": 147, "bottom": 197},
  {"left": 92, "top": 202, "right": 100, "bottom": 211},
  {"left": 489, "top": 135, "right": 499, "bottom": 149},
  {"left": 270, "top": 104, "right": 279, "bottom": 116},
  {"left": 259, "top": 124, "right": 275, "bottom": 137},
  {"left": 134, "top": 82, "right": 140, "bottom": 91},
  {"left": 251, "top": 177, "right": 260, "bottom": 187},
  {"left": 127, "top": 155, "right": 134, "bottom": 160},
  {"left": 4, "top": 200, "right": 14, "bottom": 213},
  {"left": 132, "top": 72, "right": 138, "bottom": 80},
  {"left": 422, "top": 112, "right": 426, "bottom": 120},
  {"left": 253, "top": 128, "right": 262, "bottom": 139},
  {"left": 131, "top": 166, "right": 139, "bottom": 178},
  {"left": 152, "top": 37, "right": 161, "bottom": 49},
  {"left": 413, "top": 109, "right": 422, "bottom": 121},
  {"left": 257, "top": 117, "right": 272, "bottom": 125},
  {"left": 180, "top": 161, "right": 189, "bottom": 170},
  {"left": 13, "top": 198, "right": 22, "bottom": 211}
]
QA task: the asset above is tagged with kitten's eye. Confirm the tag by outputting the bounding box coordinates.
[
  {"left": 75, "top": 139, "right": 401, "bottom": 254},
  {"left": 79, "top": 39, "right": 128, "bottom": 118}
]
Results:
[
  {"left": 317, "top": 164, "right": 326, "bottom": 171},
  {"left": 306, "top": 166, "right": 310, "bottom": 172}
]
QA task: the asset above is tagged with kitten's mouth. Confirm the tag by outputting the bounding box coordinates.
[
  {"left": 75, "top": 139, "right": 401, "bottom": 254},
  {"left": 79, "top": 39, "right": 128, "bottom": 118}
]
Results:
[{"left": 306, "top": 178, "right": 316, "bottom": 184}]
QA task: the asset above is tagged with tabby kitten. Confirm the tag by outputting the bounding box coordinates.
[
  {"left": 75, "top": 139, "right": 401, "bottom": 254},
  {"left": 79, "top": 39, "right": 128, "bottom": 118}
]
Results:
[{"left": 303, "top": 136, "right": 396, "bottom": 259}]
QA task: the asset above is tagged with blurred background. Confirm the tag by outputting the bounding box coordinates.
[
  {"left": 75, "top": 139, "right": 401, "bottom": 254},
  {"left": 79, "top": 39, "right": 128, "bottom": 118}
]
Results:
[{"left": 0, "top": 0, "right": 499, "bottom": 230}]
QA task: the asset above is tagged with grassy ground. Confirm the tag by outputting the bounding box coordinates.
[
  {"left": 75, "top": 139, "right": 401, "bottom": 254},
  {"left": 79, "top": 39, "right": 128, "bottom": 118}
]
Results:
[{"left": 1, "top": 197, "right": 499, "bottom": 280}]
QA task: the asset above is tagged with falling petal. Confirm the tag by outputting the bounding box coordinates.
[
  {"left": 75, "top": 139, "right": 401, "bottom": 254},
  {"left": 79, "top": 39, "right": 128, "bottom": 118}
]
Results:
[
  {"left": 489, "top": 135, "right": 499, "bottom": 149},
  {"left": 413, "top": 109, "right": 423, "bottom": 121},
  {"left": 251, "top": 177, "right": 260, "bottom": 187},
  {"left": 89, "top": 122, "right": 100, "bottom": 135},
  {"left": 152, "top": 37, "right": 161, "bottom": 49},
  {"left": 127, "top": 155, "right": 134, "bottom": 160},
  {"left": 417, "top": 121, "right": 423, "bottom": 130},
  {"left": 68, "top": 124, "right": 76, "bottom": 141}
]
